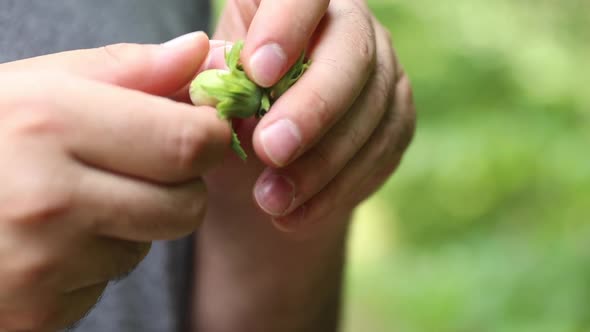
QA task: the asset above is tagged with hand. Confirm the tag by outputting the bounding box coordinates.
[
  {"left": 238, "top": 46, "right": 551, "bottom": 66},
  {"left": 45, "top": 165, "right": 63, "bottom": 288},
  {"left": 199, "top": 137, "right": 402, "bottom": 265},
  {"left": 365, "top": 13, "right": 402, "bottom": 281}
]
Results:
[
  {"left": 207, "top": 0, "right": 415, "bottom": 233},
  {"left": 191, "top": 1, "right": 416, "bottom": 331},
  {"left": 0, "top": 32, "right": 230, "bottom": 331}
]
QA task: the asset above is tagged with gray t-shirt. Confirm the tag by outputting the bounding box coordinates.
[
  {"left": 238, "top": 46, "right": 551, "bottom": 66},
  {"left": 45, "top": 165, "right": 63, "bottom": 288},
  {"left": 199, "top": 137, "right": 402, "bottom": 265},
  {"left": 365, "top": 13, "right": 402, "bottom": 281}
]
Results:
[{"left": 0, "top": 1, "right": 211, "bottom": 331}]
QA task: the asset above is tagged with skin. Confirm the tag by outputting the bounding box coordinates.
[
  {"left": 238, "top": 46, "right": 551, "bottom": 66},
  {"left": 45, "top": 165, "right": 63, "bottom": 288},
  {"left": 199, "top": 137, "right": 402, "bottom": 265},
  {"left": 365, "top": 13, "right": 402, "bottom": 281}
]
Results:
[
  {"left": 0, "top": 32, "right": 232, "bottom": 331},
  {"left": 192, "top": 0, "right": 416, "bottom": 331}
]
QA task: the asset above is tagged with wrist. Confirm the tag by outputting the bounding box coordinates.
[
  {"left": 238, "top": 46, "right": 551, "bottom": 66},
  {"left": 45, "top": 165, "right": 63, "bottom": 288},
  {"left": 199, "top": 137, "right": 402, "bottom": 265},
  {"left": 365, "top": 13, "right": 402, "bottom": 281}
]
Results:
[{"left": 193, "top": 199, "right": 352, "bottom": 331}]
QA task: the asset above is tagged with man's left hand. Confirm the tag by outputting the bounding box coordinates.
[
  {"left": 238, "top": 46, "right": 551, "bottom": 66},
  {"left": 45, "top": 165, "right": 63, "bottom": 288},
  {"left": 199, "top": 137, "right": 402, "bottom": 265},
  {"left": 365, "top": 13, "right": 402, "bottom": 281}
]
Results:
[{"left": 207, "top": 0, "right": 416, "bottom": 234}]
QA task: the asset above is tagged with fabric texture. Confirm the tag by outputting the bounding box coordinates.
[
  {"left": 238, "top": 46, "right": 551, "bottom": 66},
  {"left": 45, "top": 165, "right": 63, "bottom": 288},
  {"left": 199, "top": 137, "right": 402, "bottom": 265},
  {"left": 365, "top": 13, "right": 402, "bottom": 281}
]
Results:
[
  {"left": 0, "top": 1, "right": 211, "bottom": 331},
  {"left": 0, "top": 0, "right": 210, "bottom": 61}
]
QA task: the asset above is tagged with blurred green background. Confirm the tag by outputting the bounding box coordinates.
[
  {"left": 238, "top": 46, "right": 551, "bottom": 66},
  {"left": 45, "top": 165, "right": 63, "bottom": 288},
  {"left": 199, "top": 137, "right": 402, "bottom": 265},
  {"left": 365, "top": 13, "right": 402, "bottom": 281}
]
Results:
[{"left": 214, "top": 1, "right": 590, "bottom": 331}]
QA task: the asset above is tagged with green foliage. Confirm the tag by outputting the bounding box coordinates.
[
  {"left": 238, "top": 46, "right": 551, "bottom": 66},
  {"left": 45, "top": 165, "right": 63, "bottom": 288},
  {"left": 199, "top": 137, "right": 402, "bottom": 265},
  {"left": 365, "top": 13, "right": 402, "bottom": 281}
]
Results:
[
  {"left": 213, "top": 0, "right": 590, "bottom": 331},
  {"left": 346, "top": 0, "right": 590, "bottom": 331},
  {"left": 189, "top": 40, "right": 309, "bottom": 159}
]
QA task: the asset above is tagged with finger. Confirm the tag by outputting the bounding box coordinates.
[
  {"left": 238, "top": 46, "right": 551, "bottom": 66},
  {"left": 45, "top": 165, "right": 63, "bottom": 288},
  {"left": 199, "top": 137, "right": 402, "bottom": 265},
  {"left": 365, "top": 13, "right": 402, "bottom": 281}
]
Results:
[
  {"left": 253, "top": 24, "right": 395, "bottom": 217},
  {"left": 241, "top": 0, "right": 330, "bottom": 87},
  {"left": 170, "top": 40, "right": 233, "bottom": 103},
  {"left": 252, "top": 0, "right": 376, "bottom": 167},
  {"left": 348, "top": 78, "right": 416, "bottom": 205},
  {"left": 59, "top": 237, "right": 151, "bottom": 292},
  {"left": 0, "top": 31, "right": 210, "bottom": 96},
  {"left": 213, "top": 0, "right": 256, "bottom": 41},
  {"left": 0, "top": 283, "right": 107, "bottom": 331},
  {"left": 74, "top": 165, "right": 208, "bottom": 242},
  {"left": 272, "top": 72, "right": 416, "bottom": 233},
  {"left": 0, "top": 222, "right": 149, "bottom": 302},
  {"left": 43, "top": 75, "right": 231, "bottom": 183},
  {"left": 200, "top": 40, "right": 233, "bottom": 71},
  {"left": 57, "top": 283, "right": 108, "bottom": 331}
]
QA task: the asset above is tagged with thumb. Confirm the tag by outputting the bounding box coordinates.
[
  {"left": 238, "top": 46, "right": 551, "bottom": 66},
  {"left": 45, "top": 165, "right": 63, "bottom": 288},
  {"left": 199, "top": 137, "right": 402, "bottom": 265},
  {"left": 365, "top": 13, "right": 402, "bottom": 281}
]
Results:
[{"left": 0, "top": 31, "right": 210, "bottom": 96}]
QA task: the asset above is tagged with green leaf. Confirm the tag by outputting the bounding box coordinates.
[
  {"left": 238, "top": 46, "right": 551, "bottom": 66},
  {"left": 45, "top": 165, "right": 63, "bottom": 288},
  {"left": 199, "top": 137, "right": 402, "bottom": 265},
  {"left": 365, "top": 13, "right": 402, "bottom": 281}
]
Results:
[
  {"left": 270, "top": 52, "right": 311, "bottom": 101},
  {"left": 189, "top": 39, "right": 310, "bottom": 161},
  {"left": 230, "top": 130, "right": 247, "bottom": 161}
]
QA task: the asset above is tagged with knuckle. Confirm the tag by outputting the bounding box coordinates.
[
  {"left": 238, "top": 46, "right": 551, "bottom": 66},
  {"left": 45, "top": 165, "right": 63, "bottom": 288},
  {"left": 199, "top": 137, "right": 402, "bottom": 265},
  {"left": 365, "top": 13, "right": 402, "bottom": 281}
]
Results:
[
  {"left": 0, "top": 73, "right": 72, "bottom": 139},
  {"left": 399, "top": 113, "right": 417, "bottom": 153},
  {"left": 172, "top": 180, "right": 207, "bottom": 234},
  {"left": 374, "top": 65, "right": 394, "bottom": 105},
  {"left": 375, "top": 20, "right": 393, "bottom": 45},
  {"left": 9, "top": 253, "right": 59, "bottom": 293},
  {"left": 371, "top": 73, "right": 416, "bottom": 165},
  {"left": 375, "top": 112, "right": 415, "bottom": 167},
  {"left": 311, "top": 142, "right": 334, "bottom": 171},
  {"left": 231, "top": 0, "right": 259, "bottom": 22},
  {"left": 338, "top": 8, "right": 376, "bottom": 69},
  {"left": 314, "top": 56, "right": 351, "bottom": 83},
  {"left": 347, "top": 125, "right": 366, "bottom": 150},
  {"left": 100, "top": 44, "right": 126, "bottom": 68},
  {"left": 292, "top": 11, "right": 313, "bottom": 40},
  {"left": 360, "top": 33, "right": 377, "bottom": 68},
  {"left": 183, "top": 182, "right": 208, "bottom": 225},
  {"left": 371, "top": 116, "right": 397, "bottom": 164},
  {"left": 8, "top": 179, "right": 73, "bottom": 227},
  {"left": 374, "top": 133, "right": 392, "bottom": 165},
  {"left": 166, "top": 117, "right": 208, "bottom": 173},
  {"left": 383, "top": 28, "right": 393, "bottom": 47},
  {"left": 304, "top": 87, "right": 332, "bottom": 129},
  {"left": 332, "top": 116, "right": 365, "bottom": 151},
  {"left": 402, "top": 106, "right": 417, "bottom": 147},
  {"left": 3, "top": 104, "right": 65, "bottom": 139},
  {"left": 396, "top": 76, "right": 417, "bottom": 151},
  {"left": 378, "top": 159, "right": 402, "bottom": 184},
  {"left": 100, "top": 43, "right": 137, "bottom": 66},
  {"left": 99, "top": 43, "right": 144, "bottom": 81}
]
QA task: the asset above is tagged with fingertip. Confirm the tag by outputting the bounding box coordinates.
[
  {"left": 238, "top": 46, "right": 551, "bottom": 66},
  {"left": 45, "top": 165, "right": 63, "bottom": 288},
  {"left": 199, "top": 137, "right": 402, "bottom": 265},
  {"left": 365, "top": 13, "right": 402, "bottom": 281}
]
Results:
[
  {"left": 253, "top": 117, "right": 303, "bottom": 168},
  {"left": 194, "top": 31, "right": 211, "bottom": 51},
  {"left": 117, "top": 31, "right": 212, "bottom": 95},
  {"left": 244, "top": 42, "right": 288, "bottom": 87},
  {"left": 196, "top": 105, "right": 233, "bottom": 146},
  {"left": 209, "top": 39, "right": 231, "bottom": 48},
  {"left": 162, "top": 31, "right": 209, "bottom": 49},
  {"left": 200, "top": 41, "right": 233, "bottom": 71},
  {"left": 176, "top": 104, "right": 233, "bottom": 172},
  {"left": 161, "top": 31, "right": 211, "bottom": 70},
  {"left": 184, "top": 31, "right": 211, "bottom": 64},
  {"left": 240, "top": 0, "right": 329, "bottom": 87}
]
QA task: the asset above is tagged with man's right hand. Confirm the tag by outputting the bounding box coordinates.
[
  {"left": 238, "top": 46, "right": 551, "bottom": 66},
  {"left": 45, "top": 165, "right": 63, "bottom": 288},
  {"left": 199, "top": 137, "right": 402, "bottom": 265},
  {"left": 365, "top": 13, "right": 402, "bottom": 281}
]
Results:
[{"left": 0, "top": 32, "right": 230, "bottom": 331}]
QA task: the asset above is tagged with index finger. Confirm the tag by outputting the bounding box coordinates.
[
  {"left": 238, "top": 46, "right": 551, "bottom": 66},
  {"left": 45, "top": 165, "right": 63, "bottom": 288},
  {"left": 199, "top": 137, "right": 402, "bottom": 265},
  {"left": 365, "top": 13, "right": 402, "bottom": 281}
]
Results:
[
  {"left": 18, "top": 74, "right": 232, "bottom": 184},
  {"left": 252, "top": 1, "right": 376, "bottom": 167},
  {"left": 72, "top": 80, "right": 230, "bottom": 183}
]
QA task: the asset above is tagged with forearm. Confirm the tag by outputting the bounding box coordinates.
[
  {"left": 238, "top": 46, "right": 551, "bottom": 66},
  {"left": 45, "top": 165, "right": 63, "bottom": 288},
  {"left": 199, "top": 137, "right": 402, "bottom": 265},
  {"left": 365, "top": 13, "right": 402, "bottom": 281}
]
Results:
[{"left": 192, "top": 194, "right": 352, "bottom": 332}]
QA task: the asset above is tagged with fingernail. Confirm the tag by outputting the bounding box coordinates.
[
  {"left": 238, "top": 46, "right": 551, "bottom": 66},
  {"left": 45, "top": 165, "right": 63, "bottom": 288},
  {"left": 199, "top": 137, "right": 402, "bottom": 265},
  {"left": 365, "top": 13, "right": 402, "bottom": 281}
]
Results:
[
  {"left": 201, "top": 43, "right": 233, "bottom": 71},
  {"left": 260, "top": 119, "right": 302, "bottom": 166},
  {"left": 255, "top": 173, "right": 294, "bottom": 216},
  {"left": 249, "top": 43, "right": 287, "bottom": 87},
  {"left": 162, "top": 31, "right": 205, "bottom": 47},
  {"left": 209, "top": 40, "right": 227, "bottom": 48}
]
